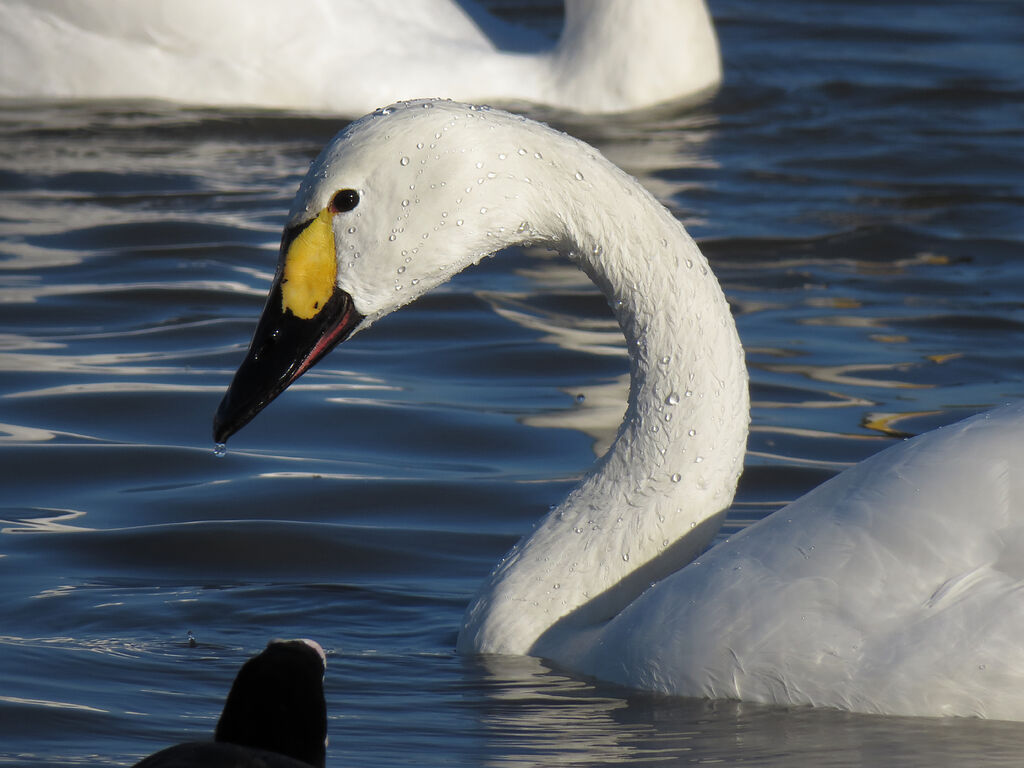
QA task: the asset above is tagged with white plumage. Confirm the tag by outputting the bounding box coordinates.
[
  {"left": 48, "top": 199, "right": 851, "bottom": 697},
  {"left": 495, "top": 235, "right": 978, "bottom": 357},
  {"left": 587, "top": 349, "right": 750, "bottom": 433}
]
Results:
[
  {"left": 217, "top": 100, "right": 1024, "bottom": 719},
  {"left": 0, "top": 0, "right": 721, "bottom": 115}
]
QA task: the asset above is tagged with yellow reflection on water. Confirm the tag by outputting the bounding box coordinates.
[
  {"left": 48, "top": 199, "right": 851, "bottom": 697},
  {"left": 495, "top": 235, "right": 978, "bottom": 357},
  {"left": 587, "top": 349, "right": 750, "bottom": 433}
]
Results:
[
  {"left": 862, "top": 410, "right": 944, "bottom": 438},
  {"left": 0, "top": 507, "right": 91, "bottom": 534},
  {"left": 760, "top": 360, "right": 932, "bottom": 390}
]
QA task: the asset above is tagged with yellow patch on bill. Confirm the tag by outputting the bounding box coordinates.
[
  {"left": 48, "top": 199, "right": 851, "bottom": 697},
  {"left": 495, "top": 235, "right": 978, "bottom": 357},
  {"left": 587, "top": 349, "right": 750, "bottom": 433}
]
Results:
[{"left": 281, "top": 208, "right": 336, "bottom": 319}]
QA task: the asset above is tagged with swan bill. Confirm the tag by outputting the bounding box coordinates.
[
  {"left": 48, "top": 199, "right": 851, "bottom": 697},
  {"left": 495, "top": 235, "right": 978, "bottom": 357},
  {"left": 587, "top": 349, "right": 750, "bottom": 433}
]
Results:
[
  {"left": 213, "top": 220, "right": 364, "bottom": 444},
  {"left": 280, "top": 208, "right": 338, "bottom": 320}
]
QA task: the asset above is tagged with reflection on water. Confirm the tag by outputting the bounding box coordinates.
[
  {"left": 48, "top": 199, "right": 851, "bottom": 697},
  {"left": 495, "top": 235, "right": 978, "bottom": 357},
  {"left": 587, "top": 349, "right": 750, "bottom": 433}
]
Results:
[
  {"left": 761, "top": 359, "right": 931, "bottom": 391},
  {"left": 466, "top": 654, "right": 1024, "bottom": 768},
  {"left": 524, "top": 376, "right": 628, "bottom": 459},
  {"left": 473, "top": 655, "right": 640, "bottom": 767},
  {"left": 0, "top": 507, "right": 91, "bottom": 534},
  {"left": 478, "top": 281, "right": 627, "bottom": 456}
]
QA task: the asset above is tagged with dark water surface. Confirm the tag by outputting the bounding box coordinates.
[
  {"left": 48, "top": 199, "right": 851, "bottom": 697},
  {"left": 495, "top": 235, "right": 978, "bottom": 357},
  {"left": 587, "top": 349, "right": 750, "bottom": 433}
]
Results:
[{"left": 2, "top": 1, "right": 1024, "bottom": 765}]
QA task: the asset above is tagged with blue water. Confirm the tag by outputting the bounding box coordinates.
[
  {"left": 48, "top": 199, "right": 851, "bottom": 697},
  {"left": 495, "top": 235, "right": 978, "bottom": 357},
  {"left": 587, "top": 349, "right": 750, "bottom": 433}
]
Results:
[{"left": 2, "top": 1, "right": 1024, "bottom": 765}]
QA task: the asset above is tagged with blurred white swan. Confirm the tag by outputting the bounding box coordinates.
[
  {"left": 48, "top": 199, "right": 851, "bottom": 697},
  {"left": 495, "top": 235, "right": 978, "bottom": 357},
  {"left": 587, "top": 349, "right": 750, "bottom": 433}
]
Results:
[
  {"left": 212, "top": 100, "right": 1024, "bottom": 720},
  {"left": 0, "top": 0, "right": 721, "bottom": 115}
]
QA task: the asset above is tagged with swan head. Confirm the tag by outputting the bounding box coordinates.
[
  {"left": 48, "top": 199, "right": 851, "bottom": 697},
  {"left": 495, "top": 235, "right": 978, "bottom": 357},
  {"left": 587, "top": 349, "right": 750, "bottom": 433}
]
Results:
[{"left": 214, "top": 100, "right": 574, "bottom": 442}]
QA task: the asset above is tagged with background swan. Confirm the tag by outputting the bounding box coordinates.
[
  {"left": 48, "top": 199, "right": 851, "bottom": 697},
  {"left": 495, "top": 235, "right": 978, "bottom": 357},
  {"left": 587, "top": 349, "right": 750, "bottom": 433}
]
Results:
[
  {"left": 212, "top": 100, "right": 1024, "bottom": 720},
  {"left": 0, "top": 0, "right": 720, "bottom": 115}
]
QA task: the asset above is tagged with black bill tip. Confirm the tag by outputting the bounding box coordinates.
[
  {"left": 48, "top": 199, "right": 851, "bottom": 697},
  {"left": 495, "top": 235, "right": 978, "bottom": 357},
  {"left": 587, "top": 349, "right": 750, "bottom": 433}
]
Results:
[{"left": 213, "top": 285, "right": 363, "bottom": 444}]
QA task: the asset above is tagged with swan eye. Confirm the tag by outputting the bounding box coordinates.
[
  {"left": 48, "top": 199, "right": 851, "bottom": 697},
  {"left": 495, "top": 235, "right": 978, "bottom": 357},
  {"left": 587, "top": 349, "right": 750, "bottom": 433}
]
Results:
[{"left": 329, "top": 189, "right": 360, "bottom": 213}]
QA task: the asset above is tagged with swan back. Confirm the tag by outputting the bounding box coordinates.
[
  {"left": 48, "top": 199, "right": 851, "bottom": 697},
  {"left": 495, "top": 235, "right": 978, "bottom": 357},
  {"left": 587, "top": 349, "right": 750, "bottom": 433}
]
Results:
[{"left": 575, "top": 403, "right": 1024, "bottom": 718}]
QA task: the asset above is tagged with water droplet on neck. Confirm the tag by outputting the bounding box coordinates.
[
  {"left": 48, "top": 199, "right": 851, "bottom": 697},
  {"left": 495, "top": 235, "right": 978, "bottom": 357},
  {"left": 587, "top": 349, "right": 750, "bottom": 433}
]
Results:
[
  {"left": 400, "top": 156, "right": 410, "bottom": 166},
  {"left": 213, "top": 443, "right": 227, "bottom": 458}
]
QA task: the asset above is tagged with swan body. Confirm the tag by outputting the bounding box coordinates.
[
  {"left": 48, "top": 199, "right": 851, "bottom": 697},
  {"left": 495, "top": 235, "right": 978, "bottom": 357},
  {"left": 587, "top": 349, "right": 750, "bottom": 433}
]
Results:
[
  {"left": 0, "top": 0, "right": 721, "bottom": 115},
  {"left": 213, "top": 100, "right": 1024, "bottom": 719}
]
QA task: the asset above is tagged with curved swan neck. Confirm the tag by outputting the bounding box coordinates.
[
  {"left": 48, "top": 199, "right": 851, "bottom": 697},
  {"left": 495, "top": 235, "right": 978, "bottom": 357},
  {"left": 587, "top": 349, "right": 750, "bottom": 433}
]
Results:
[
  {"left": 289, "top": 101, "right": 748, "bottom": 658},
  {"left": 456, "top": 120, "right": 749, "bottom": 656}
]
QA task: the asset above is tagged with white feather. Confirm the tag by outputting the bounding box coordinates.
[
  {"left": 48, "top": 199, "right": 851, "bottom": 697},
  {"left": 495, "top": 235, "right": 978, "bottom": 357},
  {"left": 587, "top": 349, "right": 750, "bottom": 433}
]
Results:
[
  {"left": 0, "top": 0, "right": 720, "bottom": 115},
  {"left": 265, "top": 100, "right": 1024, "bottom": 719}
]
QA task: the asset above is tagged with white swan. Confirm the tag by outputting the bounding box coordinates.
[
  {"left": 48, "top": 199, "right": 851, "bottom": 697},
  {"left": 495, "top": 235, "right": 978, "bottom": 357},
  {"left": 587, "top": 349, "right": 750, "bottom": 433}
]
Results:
[
  {"left": 213, "top": 100, "right": 1024, "bottom": 720},
  {"left": 0, "top": 0, "right": 720, "bottom": 115}
]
